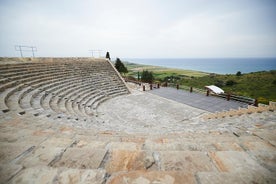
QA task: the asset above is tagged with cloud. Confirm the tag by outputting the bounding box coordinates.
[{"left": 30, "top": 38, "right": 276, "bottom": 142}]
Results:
[{"left": 0, "top": 0, "right": 275, "bottom": 57}]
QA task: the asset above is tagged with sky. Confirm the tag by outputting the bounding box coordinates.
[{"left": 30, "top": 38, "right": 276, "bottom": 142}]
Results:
[{"left": 0, "top": 0, "right": 276, "bottom": 58}]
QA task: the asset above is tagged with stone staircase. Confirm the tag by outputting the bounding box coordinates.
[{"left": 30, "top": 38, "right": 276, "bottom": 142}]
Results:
[{"left": 202, "top": 102, "right": 276, "bottom": 120}]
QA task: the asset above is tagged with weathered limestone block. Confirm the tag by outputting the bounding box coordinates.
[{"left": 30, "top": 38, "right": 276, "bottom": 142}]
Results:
[
  {"left": 106, "top": 150, "right": 146, "bottom": 173},
  {"left": 56, "top": 168, "right": 106, "bottom": 184},
  {"left": 196, "top": 171, "right": 276, "bottom": 184},
  {"left": 0, "top": 143, "right": 33, "bottom": 164},
  {"left": 107, "top": 171, "right": 196, "bottom": 184},
  {"left": 208, "top": 151, "right": 271, "bottom": 174},
  {"left": 160, "top": 151, "right": 216, "bottom": 172},
  {"left": 10, "top": 166, "right": 58, "bottom": 184},
  {"left": 249, "top": 150, "right": 276, "bottom": 173},
  {"left": 54, "top": 148, "right": 107, "bottom": 169},
  {"left": 74, "top": 139, "right": 106, "bottom": 149},
  {"left": 0, "top": 164, "right": 23, "bottom": 183},
  {"left": 212, "top": 142, "right": 243, "bottom": 151},
  {"left": 106, "top": 142, "right": 141, "bottom": 150},
  {"left": 20, "top": 147, "right": 65, "bottom": 167},
  {"left": 120, "top": 136, "right": 145, "bottom": 144},
  {"left": 40, "top": 137, "right": 75, "bottom": 148},
  {"left": 241, "top": 140, "right": 276, "bottom": 152},
  {"left": 10, "top": 166, "right": 107, "bottom": 184}
]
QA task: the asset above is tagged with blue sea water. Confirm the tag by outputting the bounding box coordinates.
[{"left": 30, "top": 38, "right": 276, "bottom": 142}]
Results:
[{"left": 126, "top": 58, "right": 276, "bottom": 74}]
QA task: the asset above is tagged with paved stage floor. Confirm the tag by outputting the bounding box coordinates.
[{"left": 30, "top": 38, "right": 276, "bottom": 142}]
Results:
[{"left": 148, "top": 87, "right": 248, "bottom": 112}]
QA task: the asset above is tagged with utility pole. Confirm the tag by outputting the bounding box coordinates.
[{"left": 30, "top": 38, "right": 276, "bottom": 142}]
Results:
[
  {"left": 15, "top": 45, "right": 37, "bottom": 57},
  {"left": 88, "top": 50, "right": 103, "bottom": 58}
]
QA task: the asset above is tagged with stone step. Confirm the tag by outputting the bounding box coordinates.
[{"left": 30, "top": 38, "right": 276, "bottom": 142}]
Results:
[
  {"left": 107, "top": 171, "right": 196, "bottom": 184},
  {"left": 196, "top": 171, "right": 276, "bottom": 184},
  {"left": 9, "top": 166, "right": 106, "bottom": 184}
]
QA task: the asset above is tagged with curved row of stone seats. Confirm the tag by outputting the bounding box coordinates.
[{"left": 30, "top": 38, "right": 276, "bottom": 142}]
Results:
[
  {"left": 0, "top": 58, "right": 130, "bottom": 121},
  {"left": 2, "top": 72, "right": 75, "bottom": 113},
  {"left": 202, "top": 102, "right": 275, "bottom": 120}
]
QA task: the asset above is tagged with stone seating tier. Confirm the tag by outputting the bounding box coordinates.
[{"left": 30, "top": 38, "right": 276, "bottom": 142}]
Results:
[{"left": 0, "top": 58, "right": 129, "bottom": 121}]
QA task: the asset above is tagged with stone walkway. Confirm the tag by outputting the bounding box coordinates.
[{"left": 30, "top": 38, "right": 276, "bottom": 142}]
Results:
[
  {"left": 149, "top": 87, "right": 248, "bottom": 112},
  {"left": 0, "top": 87, "right": 275, "bottom": 183}
]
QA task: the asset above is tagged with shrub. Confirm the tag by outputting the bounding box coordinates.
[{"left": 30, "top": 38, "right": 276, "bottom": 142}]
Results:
[
  {"left": 226, "top": 80, "right": 237, "bottom": 86},
  {"left": 215, "top": 80, "right": 224, "bottom": 87},
  {"left": 141, "top": 70, "right": 154, "bottom": 83}
]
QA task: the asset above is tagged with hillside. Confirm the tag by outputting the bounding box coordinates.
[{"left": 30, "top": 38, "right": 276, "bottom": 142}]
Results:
[{"left": 124, "top": 62, "right": 276, "bottom": 103}]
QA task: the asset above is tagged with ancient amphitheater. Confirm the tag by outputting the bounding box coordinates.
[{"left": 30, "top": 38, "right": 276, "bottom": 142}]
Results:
[{"left": 0, "top": 57, "right": 275, "bottom": 184}]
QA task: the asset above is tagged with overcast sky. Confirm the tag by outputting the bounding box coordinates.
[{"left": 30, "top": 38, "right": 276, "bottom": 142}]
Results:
[{"left": 0, "top": 0, "right": 276, "bottom": 58}]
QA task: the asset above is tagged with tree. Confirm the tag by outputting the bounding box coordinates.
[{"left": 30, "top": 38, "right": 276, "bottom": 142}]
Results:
[
  {"left": 141, "top": 70, "right": 154, "bottom": 83},
  {"left": 115, "top": 58, "right": 128, "bottom": 74},
  {"left": 236, "top": 71, "right": 242, "bottom": 76},
  {"left": 105, "top": 52, "right": 110, "bottom": 60},
  {"left": 137, "top": 71, "right": 140, "bottom": 81}
]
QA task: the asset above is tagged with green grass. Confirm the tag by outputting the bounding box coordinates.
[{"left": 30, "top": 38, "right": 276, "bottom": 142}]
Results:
[
  {"left": 179, "top": 71, "right": 276, "bottom": 104},
  {"left": 124, "top": 62, "right": 209, "bottom": 78},
  {"left": 123, "top": 62, "right": 276, "bottom": 104}
]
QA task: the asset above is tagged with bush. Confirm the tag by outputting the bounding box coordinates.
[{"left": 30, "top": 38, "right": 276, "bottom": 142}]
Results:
[
  {"left": 226, "top": 80, "right": 237, "bottom": 86},
  {"left": 215, "top": 80, "right": 224, "bottom": 87},
  {"left": 141, "top": 70, "right": 154, "bottom": 83}
]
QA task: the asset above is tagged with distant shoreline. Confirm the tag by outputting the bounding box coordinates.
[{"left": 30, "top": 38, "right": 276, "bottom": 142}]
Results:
[{"left": 124, "top": 58, "right": 276, "bottom": 74}]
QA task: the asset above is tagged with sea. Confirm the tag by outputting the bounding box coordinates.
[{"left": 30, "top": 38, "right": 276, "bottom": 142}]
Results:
[{"left": 125, "top": 58, "right": 276, "bottom": 74}]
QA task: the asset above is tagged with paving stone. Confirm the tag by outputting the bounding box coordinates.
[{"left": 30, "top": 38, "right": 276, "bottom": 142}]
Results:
[
  {"left": 106, "top": 150, "right": 146, "bottom": 173},
  {"left": 74, "top": 140, "right": 107, "bottom": 149},
  {"left": 143, "top": 139, "right": 218, "bottom": 152},
  {"left": 106, "top": 142, "right": 141, "bottom": 150},
  {"left": 31, "top": 129, "right": 56, "bottom": 137},
  {"left": 20, "top": 146, "right": 65, "bottom": 167},
  {"left": 56, "top": 168, "right": 106, "bottom": 184},
  {"left": 0, "top": 132, "right": 18, "bottom": 143},
  {"left": 10, "top": 166, "right": 58, "bottom": 184},
  {"left": 208, "top": 151, "right": 271, "bottom": 174},
  {"left": 212, "top": 142, "right": 244, "bottom": 151},
  {"left": 249, "top": 150, "right": 276, "bottom": 173},
  {"left": 120, "top": 136, "right": 146, "bottom": 144},
  {"left": 0, "top": 142, "right": 34, "bottom": 164},
  {"left": 54, "top": 148, "right": 106, "bottom": 169},
  {"left": 160, "top": 151, "right": 216, "bottom": 172},
  {"left": 0, "top": 128, "right": 47, "bottom": 145},
  {"left": 196, "top": 171, "right": 276, "bottom": 184},
  {"left": 253, "top": 130, "right": 276, "bottom": 147},
  {"left": 17, "top": 133, "right": 74, "bottom": 167},
  {"left": 0, "top": 164, "right": 23, "bottom": 183},
  {"left": 241, "top": 140, "right": 276, "bottom": 152},
  {"left": 40, "top": 137, "right": 75, "bottom": 148},
  {"left": 107, "top": 171, "right": 196, "bottom": 184}
]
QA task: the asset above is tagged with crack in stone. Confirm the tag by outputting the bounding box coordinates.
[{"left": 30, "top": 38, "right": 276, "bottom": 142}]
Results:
[
  {"left": 99, "top": 150, "right": 110, "bottom": 169},
  {"left": 12, "top": 146, "right": 36, "bottom": 164},
  {"left": 102, "top": 172, "right": 111, "bottom": 184}
]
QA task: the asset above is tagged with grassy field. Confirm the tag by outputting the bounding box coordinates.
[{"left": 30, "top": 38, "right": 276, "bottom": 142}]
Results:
[
  {"left": 124, "top": 62, "right": 276, "bottom": 104},
  {"left": 125, "top": 62, "right": 209, "bottom": 78}
]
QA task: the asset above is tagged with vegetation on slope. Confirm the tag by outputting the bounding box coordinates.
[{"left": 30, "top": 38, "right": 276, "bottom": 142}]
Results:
[{"left": 124, "top": 62, "right": 276, "bottom": 104}]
